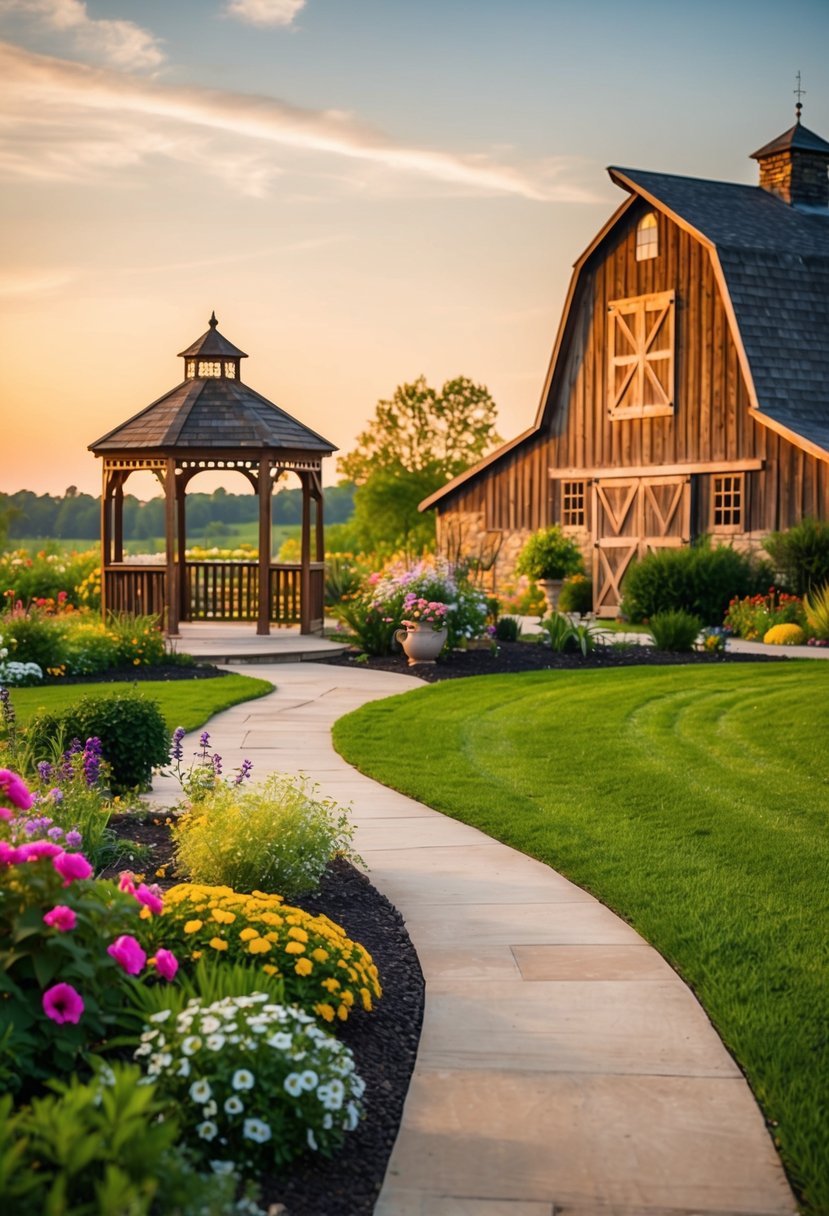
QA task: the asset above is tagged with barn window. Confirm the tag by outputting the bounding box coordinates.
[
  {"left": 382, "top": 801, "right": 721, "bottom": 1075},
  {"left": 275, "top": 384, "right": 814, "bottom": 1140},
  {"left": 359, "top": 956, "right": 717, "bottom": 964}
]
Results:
[
  {"left": 712, "top": 474, "right": 743, "bottom": 532},
  {"left": 224, "top": 361, "right": 237, "bottom": 379},
  {"left": 561, "top": 481, "right": 586, "bottom": 528},
  {"left": 607, "top": 290, "right": 675, "bottom": 419},
  {"left": 636, "top": 212, "right": 658, "bottom": 260},
  {"left": 197, "top": 361, "right": 222, "bottom": 377},
  {"left": 185, "top": 360, "right": 196, "bottom": 379}
]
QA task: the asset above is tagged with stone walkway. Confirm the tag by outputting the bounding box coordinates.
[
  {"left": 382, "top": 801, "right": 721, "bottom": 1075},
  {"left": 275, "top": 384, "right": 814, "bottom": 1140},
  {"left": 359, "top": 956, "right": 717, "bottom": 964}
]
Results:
[{"left": 148, "top": 660, "right": 797, "bottom": 1216}]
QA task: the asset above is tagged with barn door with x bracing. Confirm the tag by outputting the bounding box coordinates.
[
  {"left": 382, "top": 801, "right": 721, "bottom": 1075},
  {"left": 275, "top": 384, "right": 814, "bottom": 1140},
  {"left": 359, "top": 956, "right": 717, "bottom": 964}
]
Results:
[{"left": 592, "top": 475, "right": 690, "bottom": 616}]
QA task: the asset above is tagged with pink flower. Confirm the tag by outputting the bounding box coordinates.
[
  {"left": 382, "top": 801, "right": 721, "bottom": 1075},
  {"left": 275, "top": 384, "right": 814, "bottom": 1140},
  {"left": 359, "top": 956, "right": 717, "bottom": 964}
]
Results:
[
  {"left": 42, "top": 982, "right": 84, "bottom": 1024},
  {"left": 152, "top": 948, "right": 179, "bottom": 981},
  {"left": 43, "top": 904, "right": 77, "bottom": 932},
  {"left": 0, "top": 841, "right": 24, "bottom": 866},
  {"left": 118, "top": 871, "right": 136, "bottom": 895},
  {"left": 0, "top": 807, "right": 14, "bottom": 821},
  {"left": 20, "top": 840, "right": 62, "bottom": 861},
  {"left": 135, "top": 883, "right": 164, "bottom": 916},
  {"left": 52, "top": 851, "right": 93, "bottom": 884},
  {"left": 107, "top": 934, "right": 146, "bottom": 975},
  {"left": 0, "top": 770, "right": 33, "bottom": 811}
]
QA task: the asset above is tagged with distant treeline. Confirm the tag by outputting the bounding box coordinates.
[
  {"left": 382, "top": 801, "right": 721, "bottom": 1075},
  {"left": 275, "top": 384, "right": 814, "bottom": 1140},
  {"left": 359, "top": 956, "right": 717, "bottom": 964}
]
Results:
[{"left": 0, "top": 484, "right": 356, "bottom": 541}]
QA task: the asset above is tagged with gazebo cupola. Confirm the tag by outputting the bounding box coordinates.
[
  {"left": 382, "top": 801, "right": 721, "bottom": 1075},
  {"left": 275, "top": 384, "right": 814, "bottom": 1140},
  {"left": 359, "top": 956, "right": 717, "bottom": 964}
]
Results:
[
  {"left": 89, "top": 312, "right": 336, "bottom": 638},
  {"left": 179, "top": 311, "right": 247, "bottom": 382}
]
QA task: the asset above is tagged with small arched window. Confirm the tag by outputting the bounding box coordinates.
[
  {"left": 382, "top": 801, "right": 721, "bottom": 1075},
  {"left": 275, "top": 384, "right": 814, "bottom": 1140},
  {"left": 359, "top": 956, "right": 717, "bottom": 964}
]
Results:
[{"left": 636, "top": 212, "right": 658, "bottom": 261}]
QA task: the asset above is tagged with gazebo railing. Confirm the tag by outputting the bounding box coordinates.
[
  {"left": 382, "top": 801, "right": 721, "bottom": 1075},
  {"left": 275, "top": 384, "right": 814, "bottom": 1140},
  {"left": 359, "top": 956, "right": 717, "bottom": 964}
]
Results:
[{"left": 104, "top": 561, "right": 324, "bottom": 627}]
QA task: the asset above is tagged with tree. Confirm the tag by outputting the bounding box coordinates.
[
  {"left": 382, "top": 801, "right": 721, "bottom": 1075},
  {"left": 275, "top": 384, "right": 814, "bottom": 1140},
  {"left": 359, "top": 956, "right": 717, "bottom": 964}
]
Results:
[{"left": 338, "top": 376, "right": 500, "bottom": 552}]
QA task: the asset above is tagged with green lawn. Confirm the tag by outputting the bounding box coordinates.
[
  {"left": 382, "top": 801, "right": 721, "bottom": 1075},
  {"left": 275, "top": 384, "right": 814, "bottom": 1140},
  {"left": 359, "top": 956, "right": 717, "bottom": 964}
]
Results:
[
  {"left": 8, "top": 673, "right": 273, "bottom": 733},
  {"left": 333, "top": 663, "right": 829, "bottom": 1213}
]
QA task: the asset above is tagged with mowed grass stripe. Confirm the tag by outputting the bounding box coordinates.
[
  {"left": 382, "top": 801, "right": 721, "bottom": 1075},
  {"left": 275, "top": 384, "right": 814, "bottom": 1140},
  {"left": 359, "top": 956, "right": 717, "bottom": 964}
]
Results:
[{"left": 333, "top": 663, "right": 829, "bottom": 1212}]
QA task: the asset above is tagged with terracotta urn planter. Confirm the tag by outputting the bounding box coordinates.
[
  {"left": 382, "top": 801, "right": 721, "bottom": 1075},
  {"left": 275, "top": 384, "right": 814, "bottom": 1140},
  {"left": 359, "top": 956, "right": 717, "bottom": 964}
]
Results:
[
  {"left": 537, "top": 578, "right": 564, "bottom": 612},
  {"left": 394, "top": 623, "right": 448, "bottom": 666}
]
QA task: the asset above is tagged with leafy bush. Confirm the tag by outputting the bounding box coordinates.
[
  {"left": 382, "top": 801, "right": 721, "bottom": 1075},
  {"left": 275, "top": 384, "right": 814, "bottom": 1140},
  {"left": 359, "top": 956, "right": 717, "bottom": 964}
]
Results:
[
  {"left": 647, "top": 610, "right": 701, "bottom": 652},
  {"left": 723, "top": 588, "right": 805, "bottom": 640},
  {"left": 494, "top": 615, "right": 521, "bottom": 642},
  {"left": 621, "top": 543, "right": 771, "bottom": 625},
  {"left": 157, "top": 883, "right": 381, "bottom": 1024},
  {"left": 557, "top": 574, "right": 593, "bottom": 615},
  {"left": 763, "top": 518, "right": 829, "bottom": 596},
  {"left": 0, "top": 606, "right": 166, "bottom": 678},
  {"left": 134, "top": 994, "right": 365, "bottom": 1170},
  {"left": 763, "top": 623, "right": 805, "bottom": 646},
  {"left": 28, "top": 691, "right": 170, "bottom": 792},
  {"left": 537, "top": 613, "right": 600, "bottom": 655},
  {"left": 0, "top": 1066, "right": 250, "bottom": 1216},
  {"left": 172, "top": 773, "right": 357, "bottom": 899},
  {"left": 0, "top": 548, "right": 99, "bottom": 610},
  {"left": 804, "top": 582, "right": 829, "bottom": 640},
  {"left": 324, "top": 553, "right": 365, "bottom": 608},
  {"left": 1, "top": 607, "right": 67, "bottom": 671},
  {"left": 515, "top": 526, "right": 584, "bottom": 580}
]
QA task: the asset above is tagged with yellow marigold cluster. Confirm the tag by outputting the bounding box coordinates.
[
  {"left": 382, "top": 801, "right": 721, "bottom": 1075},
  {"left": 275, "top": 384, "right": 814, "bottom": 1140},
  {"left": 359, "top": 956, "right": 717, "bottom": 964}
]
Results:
[
  {"left": 159, "top": 883, "right": 381, "bottom": 1023},
  {"left": 763, "top": 623, "right": 805, "bottom": 646}
]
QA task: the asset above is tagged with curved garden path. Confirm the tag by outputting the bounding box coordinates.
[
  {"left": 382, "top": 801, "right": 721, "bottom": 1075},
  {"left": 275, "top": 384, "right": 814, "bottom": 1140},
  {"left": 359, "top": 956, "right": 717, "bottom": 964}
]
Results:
[{"left": 148, "top": 661, "right": 796, "bottom": 1216}]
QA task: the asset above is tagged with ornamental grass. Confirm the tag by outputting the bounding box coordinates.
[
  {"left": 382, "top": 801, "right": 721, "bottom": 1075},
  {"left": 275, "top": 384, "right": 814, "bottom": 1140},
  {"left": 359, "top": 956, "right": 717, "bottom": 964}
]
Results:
[{"left": 158, "top": 883, "right": 382, "bottom": 1025}]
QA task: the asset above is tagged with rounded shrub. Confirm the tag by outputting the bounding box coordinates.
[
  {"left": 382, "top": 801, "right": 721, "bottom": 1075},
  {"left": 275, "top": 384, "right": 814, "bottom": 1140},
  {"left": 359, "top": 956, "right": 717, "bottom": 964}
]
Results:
[
  {"left": 647, "top": 610, "right": 701, "bottom": 652},
  {"left": 763, "top": 623, "right": 805, "bottom": 646},
  {"left": 763, "top": 519, "right": 829, "bottom": 596},
  {"left": 557, "top": 574, "right": 593, "bottom": 614},
  {"left": 621, "top": 543, "right": 771, "bottom": 625},
  {"left": 515, "top": 526, "right": 584, "bottom": 581}
]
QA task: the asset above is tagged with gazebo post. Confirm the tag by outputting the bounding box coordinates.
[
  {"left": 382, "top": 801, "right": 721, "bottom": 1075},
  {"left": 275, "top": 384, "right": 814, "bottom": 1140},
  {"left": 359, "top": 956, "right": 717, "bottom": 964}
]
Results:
[
  {"left": 113, "top": 474, "right": 124, "bottom": 564},
  {"left": 164, "top": 457, "right": 180, "bottom": 636},
  {"left": 100, "top": 466, "right": 111, "bottom": 618},
  {"left": 176, "top": 474, "right": 188, "bottom": 623},
  {"left": 300, "top": 471, "right": 312, "bottom": 635},
  {"left": 257, "top": 457, "right": 272, "bottom": 636}
]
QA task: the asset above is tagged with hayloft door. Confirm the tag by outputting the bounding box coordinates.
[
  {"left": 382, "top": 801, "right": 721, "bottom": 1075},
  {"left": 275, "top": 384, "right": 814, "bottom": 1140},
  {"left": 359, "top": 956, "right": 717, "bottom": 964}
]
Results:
[{"left": 593, "top": 475, "right": 690, "bottom": 616}]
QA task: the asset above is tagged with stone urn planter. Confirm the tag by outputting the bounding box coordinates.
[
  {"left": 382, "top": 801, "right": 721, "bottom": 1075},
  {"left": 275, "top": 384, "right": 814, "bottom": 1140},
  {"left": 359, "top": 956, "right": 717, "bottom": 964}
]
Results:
[
  {"left": 537, "top": 578, "right": 564, "bottom": 613},
  {"left": 394, "top": 623, "right": 448, "bottom": 666}
]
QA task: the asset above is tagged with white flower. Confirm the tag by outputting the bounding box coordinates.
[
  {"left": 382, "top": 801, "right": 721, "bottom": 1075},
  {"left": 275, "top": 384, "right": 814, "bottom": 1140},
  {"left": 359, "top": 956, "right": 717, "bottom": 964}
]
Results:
[
  {"left": 267, "top": 1032, "right": 292, "bottom": 1050},
  {"left": 149, "top": 1008, "right": 172, "bottom": 1023},
  {"left": 284, "top": 1073, "right": 303, "bottom": 1097},
  {"left": 196, "top": 1120, "right": 218, "bottom": 1141},
  {"left": 344, "top": 1102, "right": 360, "bottom": 1131},
  {"left": 306, "top": 1127, "right": 318, "bottom": 1152},
  {"left": 317, "top": 1078, "right": 345, "bottom": 1111},
  {"left": 351, "top": 1075, "right": 366, "bottom": 1098},
  {"left": 140, "top": 1029, "right": 159, "bottom": 1042},
  {"left": 210, "top": 1160, "right": 235, "bottom": 1176},
  {"left": 322, "top": 1113, "right": 333, "bottom": 1130},
  {"left": 190, "top": 1079, "right": 212, "bottom": 1103},
  {"left": 224, "top": 1095, "right": 244, "bottom": 1115},
  {"left": 202, "top": 1100, "right": 218, "bottom": 1118},
  {"left": 206, "top": 1033, "right": 226, "bottom": 1051},
  {"left": 133, "top": 1043, "right": 152, "bottom": 1058},
  {"left": 200, "top": 1015, "right": 221, "bottom": 1034},
  {"left": 232, "top": 1069, "right": 255, "bottom": 1091},
  {"left": 176, "top": 1057, "right": 191, "bottom": 1077},
  {"left": 181, "top": 1035, "right": 202, "bottom": 1056},
  {"left": 299, "top": 1069, "right": 319, "bottom": 1092},
  {"left": 243, "top": 1118, "right": 271, "bottom": 1143}
]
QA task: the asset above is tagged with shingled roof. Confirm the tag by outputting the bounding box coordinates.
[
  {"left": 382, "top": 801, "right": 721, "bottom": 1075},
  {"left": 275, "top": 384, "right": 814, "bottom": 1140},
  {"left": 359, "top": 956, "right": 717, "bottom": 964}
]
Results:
[
  {"left": 90, "top": 317, "right": 335, "bottom": 456},
  {"left": 608, "top": 165, "right": 829, "bottom": 456}
]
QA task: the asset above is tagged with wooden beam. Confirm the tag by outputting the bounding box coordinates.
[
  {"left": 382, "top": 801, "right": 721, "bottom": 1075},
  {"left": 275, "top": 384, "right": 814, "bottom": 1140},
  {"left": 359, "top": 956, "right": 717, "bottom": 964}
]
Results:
[
  {"left": 165, "top": 457, "right": 179, "bottom": 637},
  {"left": 256, "top": 457, "right": 272, "bottom": 636},
  {"left": 113, "top": 474, "right": 124, "bottom": 563},
  {"left": 300, "top": 472, "right": 312, "bottom": 635},
  {"left": 100, "top": 466, "right": 110, "bottom": 621},
  {"left": 176, "top": 474, "right": 188, "bottom": 623},
  {"left": 549, "top": 458, "right": 764, "bottom": 480}
]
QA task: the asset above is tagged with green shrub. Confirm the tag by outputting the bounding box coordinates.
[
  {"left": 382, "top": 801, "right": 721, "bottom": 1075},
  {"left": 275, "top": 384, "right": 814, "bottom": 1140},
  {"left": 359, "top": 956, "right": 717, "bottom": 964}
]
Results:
[
  {"left": 1, "top": 608, "right": 67, "bottom": 670},
  {"left": 804, "top": 582, "right": 829, "bottom": 640},
  {"left": 763, "top": 518, "right": 829, "bottom": 596},
  {"left": 621, "top": 542, "right": 771, "bottom": 625},
  {"left": 647, "top": 610, "right": 701, "bottom": 652},
  {"left": 172, "top": 773, "right": 356, "bottom": 899},
  {"left": 723, "top": 589, "right": 805, "bottom": 640},
  {"left": 27, "top": 691, "right": 170, "bottom": 792},
  {"left": 494, "top": 615, "right": 521, "bottom": 642},
  {"left": 0, "top": 548, "right": 99, "bottom": 610},
  {"left": 557, "top": 574, "right": 593, "bottom": 614},
  {"left": 515, "top": 526, "right": 584, "bottom": 580},
  {"left": 0, "top": 1067, "right": 246, "bottom": 1216}
]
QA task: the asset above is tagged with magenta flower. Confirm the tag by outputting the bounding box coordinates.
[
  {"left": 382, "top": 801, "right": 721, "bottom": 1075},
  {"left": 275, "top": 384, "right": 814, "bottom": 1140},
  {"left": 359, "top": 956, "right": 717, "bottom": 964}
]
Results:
[
  {"left": 135, "top": 883, "right": 164, "bottom": 916},
  {"left": 42, "top": 982, "right": 84, "bottom": 1025},
  {"left": 0, "top": 841, "right": 24, "bottom": 866},
  {"left": 20, "top": 840, "right": 63, "bottom": 862},
  {"left": 43, "top": 905, "right": 77, "bottom": 932},
  {"left": 152, "top": 948, "right": 179, "bottom": 981},
  {"left": 118, "top": 871, "right": 136, "bottom": 895},
  {"left": 52, "top": 851, "right": 93, "bottom": 884},
  {"left": 0, "top": 807, "right": 13, "bottom": 822},
  {"left": 0, "top": 769, "right": 33, "bottom": 811},
  {"left": 107, "top": 934, "right": 147, "bottom": 975}
]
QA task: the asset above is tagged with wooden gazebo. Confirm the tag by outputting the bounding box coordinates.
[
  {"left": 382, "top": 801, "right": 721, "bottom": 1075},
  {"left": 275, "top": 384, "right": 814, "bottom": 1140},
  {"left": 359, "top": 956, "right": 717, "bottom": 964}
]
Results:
[{"left": 89, "top": 313, "right": 336, "bottom": 636}]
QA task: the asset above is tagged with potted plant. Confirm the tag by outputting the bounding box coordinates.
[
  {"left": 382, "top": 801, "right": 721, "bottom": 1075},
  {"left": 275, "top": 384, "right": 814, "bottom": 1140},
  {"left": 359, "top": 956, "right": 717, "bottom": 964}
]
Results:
[
  {"left": 394, "top": 596, "right": 449, "bottom": 666},
  {"left": 515, "top": 526, "right": 585, "bottom": 612}
]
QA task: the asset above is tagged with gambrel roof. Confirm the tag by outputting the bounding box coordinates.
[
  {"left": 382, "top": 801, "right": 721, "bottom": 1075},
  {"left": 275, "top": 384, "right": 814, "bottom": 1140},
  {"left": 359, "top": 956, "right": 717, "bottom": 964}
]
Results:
[{"left": 421, "top": 157, "right": 829, "bottom": 511}]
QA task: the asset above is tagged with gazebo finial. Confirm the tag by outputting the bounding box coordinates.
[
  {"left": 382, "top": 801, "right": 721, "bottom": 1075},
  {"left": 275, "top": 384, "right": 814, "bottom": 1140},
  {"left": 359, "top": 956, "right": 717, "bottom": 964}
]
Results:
[{"left": 209, "top": 310, "right": 219, "bottom": 329}]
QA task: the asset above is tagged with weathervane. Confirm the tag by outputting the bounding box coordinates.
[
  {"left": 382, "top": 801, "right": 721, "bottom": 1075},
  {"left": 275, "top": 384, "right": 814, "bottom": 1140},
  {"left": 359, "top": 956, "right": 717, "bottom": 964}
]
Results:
[{"left": 794, "top": 71, "right": 806, "bottom": 122}]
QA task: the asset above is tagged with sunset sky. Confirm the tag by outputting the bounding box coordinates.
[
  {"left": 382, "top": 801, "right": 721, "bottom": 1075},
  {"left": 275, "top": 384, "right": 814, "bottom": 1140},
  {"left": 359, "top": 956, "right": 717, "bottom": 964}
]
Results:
[{"left": 2, "top": 0, "right": 828, "bottom": 501}]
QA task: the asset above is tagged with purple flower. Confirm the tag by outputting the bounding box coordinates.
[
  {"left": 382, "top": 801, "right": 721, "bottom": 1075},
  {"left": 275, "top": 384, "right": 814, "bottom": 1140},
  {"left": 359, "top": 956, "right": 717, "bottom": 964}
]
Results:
[
  {"left": 107, "top": 934, "right": 146, "bottom": 976},
  {"left": 0, "top": 688, "right": 14, "bottom": 727},
  {"left": 65, "top": 829, "right": 82, "bottom": 848},
  {"left": 212, "top": 753, "right": 223, "bottom": 777},
  {"left": 43, "top": 982, "right": 84, "bottom": 1025},
  {"left": 37, "top": 761, "right": 53, "bottom": 782},
  {"left": 48, "top": 788, "right": 64, "bottom": 804},
  {"left": 47, "top": 826, "right": 64, "bottom": 840},
  {"left": 199, "top": 731, "right": 210, "bottom": 749},
  {"left": 171, "top": 726, "right": 186, "bottom": 762},
  {"left": 83, "top": 738, "right": 103, "bottom": 787},
  {"left": 234, "top": 759, "right": 253, "bottom": 785}
]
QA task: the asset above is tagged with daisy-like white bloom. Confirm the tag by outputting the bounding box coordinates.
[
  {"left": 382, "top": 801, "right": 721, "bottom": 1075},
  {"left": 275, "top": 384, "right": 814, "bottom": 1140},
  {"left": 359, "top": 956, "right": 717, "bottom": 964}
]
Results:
[
  {"left": 210, "top": 1161, "right": 235, "bottom": 1176},
  {"left": 322, "top": 1113, "right": 333, "bottom": 1130},
  {"left": 176, "top": 1058, "right": 191, "bottom": 1077},
  {"left": 243, "top": 1118, "right": 271, "bottom": 1143},
  {"left": 344, "top": 1102, "right": 360, "bottom": 1131},
  {"left": 224, "top": 1094, "right": 244, "bottom": 1115},
  {"left": 284, "top": 1073, "right": 303, "bottom": 1097},
  {"left": 205, "top": 1033, "right": 226, "bottom": 1051},
  {"left": 181, "top": 1035, "right": 203, "bottom": 1056},
  {"left": 316, "top": 1078, "right": 345, "bottom": 1111},
  {"left": 299, "top": 1069, "right": 319, "bottom": 1092},
  {"left": 267, "top": 1032, "right": 292, "bottom": 1050},
  {"left": 190, "top": 1079, "right": 212, "bottom": 1103},
  {"left": 134, "top": 1043, "right": 152, "bottom": 1058},
  {"left": 351, "top": 1075, "right": 366, "bottom": 1098},
  {"left": 200, "top": 1015, "right": 221, "bottom": 1034},
  {"left": 140, "top": 1029, "right": 159, "bottom": 1043},
  {"left": 196, "top": 1120, "right": 218, "bottom": 1141},
  {"left": 149, "top": 1008, "right": 172, "bottom": 1024},
  {"left": 232, "top": 1068, "right": 255, "bottom": 1091},
  {"left": 306, "top": 1128, "right": 318, "bottom": 1152},
  {"left": 202, "top": 1100, "right": 218, "bottom": 1118}
]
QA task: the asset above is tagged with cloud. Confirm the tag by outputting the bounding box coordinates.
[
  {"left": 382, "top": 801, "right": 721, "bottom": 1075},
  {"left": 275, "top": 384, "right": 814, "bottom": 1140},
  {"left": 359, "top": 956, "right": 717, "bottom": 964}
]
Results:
[
  {"left": 0, "top": 40, "right": 597, "bottom": 202},
  {"left": 224, "top": 0, "right": 306, "bottom": 27},
  {"left": 0, "top": 0, "right": 164, "bottom": 69}
]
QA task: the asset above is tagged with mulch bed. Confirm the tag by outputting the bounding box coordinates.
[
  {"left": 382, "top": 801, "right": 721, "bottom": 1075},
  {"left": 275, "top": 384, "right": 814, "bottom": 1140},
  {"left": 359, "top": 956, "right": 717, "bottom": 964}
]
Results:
[
  {"left": 106, "top": 815, "right": 423, "bottom": 1216},
  {"left": 42, "top": 662, "right": 231, "bottom": 685}
]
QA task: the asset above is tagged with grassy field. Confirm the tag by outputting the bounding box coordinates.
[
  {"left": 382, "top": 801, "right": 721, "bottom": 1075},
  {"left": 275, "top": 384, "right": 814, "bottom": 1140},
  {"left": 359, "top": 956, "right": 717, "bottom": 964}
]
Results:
[
  {"left": 8, "top": 673, "right": 274, "bottom": 733},
  {"left": 333, "top": 662, "right": 829, "bottom": 1213}
]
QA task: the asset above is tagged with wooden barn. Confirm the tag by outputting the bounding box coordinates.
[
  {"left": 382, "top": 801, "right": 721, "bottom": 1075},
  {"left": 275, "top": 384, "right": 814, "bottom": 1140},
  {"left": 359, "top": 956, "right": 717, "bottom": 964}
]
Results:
[{"left": 420, "top": 112, "right": 829, "bottom": 615}]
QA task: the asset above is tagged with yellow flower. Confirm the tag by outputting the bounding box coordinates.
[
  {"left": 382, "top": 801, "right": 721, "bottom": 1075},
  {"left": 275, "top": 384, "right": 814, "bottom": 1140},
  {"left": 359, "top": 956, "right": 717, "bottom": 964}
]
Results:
[
  {"left": 248, "top": 938, "right": 271, "bottom": 955},
  {"left": 262, "top": 964, "right": 278, "bottom": 976},
  {"left": 139, "top": 906, "right": 151, "bottom": 920},
  {"left": 184, "top": 920, "right": 203, "bottom": 934},
  {"left": 285, "top": 941, "right": 305, "bottom": 955},
  {"left": 337, "top": 1004, "right": 348, "bottom": 1021},
  {"left": 294, "top": 958, "right": 313, "bottom": 977},
  {"left": 212, "top": 908, "right": 236, "bottom": 925},
  {"left": 287, "top": 927, "right": 308, "bottom": 943},
  {"left": 265, "top": 932, "right": 279, "bottom": 943},
  {"left": 360, "top": 987, "right": 373, "bottom": 1011},
  {"left": 311, "top": 948, "right": 329, "bottom": 963},
  {"left": 239, "top": 927, "right": 259, "bottom": 942},
  {"left": 209, "top": 937, "right": 228, "bottom": 951},
  {"left": 191, "top": 950, "right": 203, "bottom": 960},
  {"left": 341, "top": 989, "right": 354, "bottom": 1007},
  {"left": 322, "top": 978, "right": 340, "bottom": 993},
  {"left": 315, "top": 1003, "right": 335, "bottom": 1022}
]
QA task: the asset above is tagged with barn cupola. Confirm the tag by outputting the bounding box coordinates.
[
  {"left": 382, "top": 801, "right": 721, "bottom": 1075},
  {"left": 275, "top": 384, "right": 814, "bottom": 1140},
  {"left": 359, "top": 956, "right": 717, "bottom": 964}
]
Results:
[
  {"left": 178, "top": 311, "right": 248, "bottom": 381},
  {"left": 750, "top": 97, "right": 829, "bottom": 209}
]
